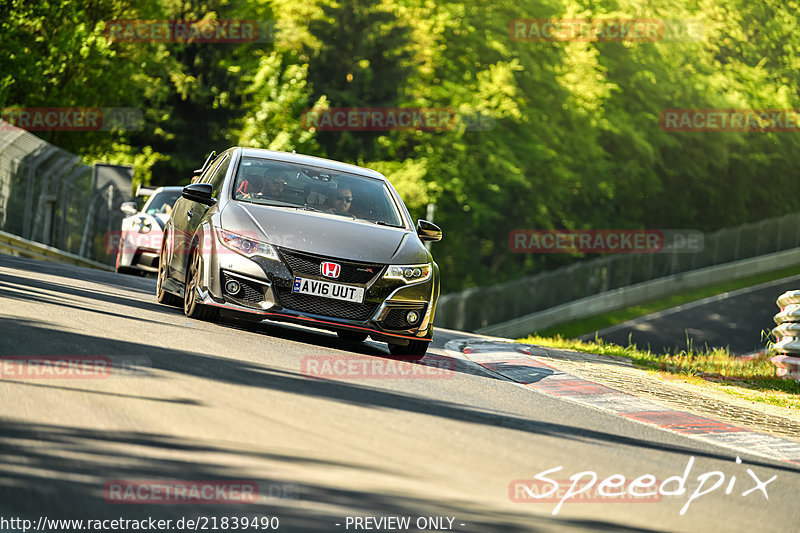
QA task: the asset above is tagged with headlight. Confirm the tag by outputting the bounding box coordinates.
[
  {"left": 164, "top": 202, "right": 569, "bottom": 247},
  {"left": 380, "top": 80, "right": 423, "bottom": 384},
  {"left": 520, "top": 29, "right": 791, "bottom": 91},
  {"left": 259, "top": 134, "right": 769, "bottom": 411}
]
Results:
[
  {"left": 383, "top": 263, "right": 432, "bottom": 283},
  {"left": 135, "top": 217, "right": 152, "bottom": 234},
  {"left": 217, "top": 229, "right": 279, "bottom": 261}
]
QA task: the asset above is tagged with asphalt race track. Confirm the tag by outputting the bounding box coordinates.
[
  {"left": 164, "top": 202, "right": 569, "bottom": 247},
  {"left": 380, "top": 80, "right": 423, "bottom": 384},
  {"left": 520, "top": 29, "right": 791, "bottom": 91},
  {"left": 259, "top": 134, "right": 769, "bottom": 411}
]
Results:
[
  {"left": 1, "top": 253, "right": 800, "bottom": 532},
  {"left": 589, "top": 274, "right": 800, "bottom": 355}
]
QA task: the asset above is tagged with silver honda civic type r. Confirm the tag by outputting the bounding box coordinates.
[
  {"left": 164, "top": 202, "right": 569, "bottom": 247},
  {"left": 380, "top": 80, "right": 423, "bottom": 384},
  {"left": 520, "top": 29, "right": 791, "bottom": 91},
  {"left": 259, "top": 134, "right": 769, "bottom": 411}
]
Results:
[{"left": 156, "top": 147, "right": 442, "bottom": 358}]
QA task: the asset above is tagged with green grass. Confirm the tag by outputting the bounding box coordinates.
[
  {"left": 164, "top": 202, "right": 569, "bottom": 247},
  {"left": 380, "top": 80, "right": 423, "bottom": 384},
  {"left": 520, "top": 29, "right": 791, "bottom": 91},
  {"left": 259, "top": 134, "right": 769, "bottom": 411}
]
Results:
[
  {"left": 517, "top": 334, "right": 800, "bottom": 408},
  {"left": 535, "top": 265, "right": 800, "bottom": 339}
]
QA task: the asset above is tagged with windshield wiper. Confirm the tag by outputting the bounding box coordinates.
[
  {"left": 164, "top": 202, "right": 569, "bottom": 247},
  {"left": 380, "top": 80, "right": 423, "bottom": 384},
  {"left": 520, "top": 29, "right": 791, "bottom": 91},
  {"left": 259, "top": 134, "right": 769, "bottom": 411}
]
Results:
[{"left": 366, "top": 220, "right": 402, "bottom": 227}]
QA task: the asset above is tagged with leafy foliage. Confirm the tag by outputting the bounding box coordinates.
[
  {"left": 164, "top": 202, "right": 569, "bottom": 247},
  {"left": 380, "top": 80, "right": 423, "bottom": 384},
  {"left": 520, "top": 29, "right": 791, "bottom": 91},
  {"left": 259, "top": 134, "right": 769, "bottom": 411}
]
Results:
[{"left": 3, "top": 0, "right": 800, "bottom": 292}]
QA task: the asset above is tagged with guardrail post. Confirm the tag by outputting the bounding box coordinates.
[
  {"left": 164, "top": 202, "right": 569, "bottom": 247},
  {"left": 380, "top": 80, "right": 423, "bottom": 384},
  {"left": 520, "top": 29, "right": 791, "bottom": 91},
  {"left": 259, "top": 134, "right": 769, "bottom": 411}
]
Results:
[
  {"left": 22, "top": 146, "right": 58, "bottom": 239},
  {"left": 58, "top": 165, "right": 90, "bottom": 250},
  {"left": 33, "top": 155, "right": 77, "bottom": 244},
  {"left": 771, "top": 290, "right": 800, "bottom": 380},
  {"left": 78, "top": 165, "right": 102, "bottom": 258}
]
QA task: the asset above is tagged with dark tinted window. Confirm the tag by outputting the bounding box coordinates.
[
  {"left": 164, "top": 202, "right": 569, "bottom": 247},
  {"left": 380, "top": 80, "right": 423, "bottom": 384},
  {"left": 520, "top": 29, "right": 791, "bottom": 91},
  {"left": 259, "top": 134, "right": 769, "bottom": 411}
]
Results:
[
  {"left": 232, "top": 157, "right": 404, "bottom": 227},
  {"left": 143, "top": 189, "right": 182, "bottom": 215},
  {"left": 204, "top": 154, "right": 230, "bottom": 198}
]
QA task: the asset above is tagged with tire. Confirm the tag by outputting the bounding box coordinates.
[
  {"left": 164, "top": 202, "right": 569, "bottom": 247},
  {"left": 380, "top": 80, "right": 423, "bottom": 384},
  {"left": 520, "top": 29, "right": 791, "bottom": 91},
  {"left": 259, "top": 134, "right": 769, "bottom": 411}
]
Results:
[
  {"left": 184, "top": 244, "right": 220, "bottom": 322},
  {"left": 337, "top": 330, "right": 368, "bottom": 343},
  {"left": 156, "top": 236, "right": 182, "bottom": 306},
  {"left": 387, "top": 339, "right": 429, "bottom": 361}
]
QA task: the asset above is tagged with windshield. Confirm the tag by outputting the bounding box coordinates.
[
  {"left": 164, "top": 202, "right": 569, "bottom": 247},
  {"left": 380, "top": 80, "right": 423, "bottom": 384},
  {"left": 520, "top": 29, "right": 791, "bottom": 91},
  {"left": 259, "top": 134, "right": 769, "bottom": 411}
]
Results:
[
  {"left": 232, "top": 157, "right": 404, "bottom": 227},
  {"left": 142, "top": 189, "right": 182, "bottom": 215}
]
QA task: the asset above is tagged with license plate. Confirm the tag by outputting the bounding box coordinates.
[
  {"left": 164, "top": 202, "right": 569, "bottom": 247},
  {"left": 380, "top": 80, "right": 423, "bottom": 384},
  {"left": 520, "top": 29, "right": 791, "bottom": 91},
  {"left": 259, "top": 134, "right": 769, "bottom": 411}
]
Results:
[{"left": 292, "top": 277, "right": 364, "bottom": 303}]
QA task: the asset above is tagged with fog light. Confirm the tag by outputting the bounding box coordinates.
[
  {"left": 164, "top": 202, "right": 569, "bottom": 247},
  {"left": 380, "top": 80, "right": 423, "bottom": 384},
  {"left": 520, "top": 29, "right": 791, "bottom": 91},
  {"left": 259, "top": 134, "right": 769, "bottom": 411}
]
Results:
[
  {"left": 225, "top": 279, "right": 241, "bottom": 295},
  {"left": 406, "top": 310, "right": 420, "bottom": 325}
]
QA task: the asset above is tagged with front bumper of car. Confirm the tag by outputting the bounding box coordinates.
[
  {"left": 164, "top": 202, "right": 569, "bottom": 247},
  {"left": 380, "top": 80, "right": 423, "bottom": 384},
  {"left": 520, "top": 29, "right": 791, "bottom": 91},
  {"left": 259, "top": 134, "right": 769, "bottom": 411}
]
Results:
[
  {"left": 117, "top": 228, "right": 164, "bottom": 272},
  {"left": 191, "top": 225, "right": 438, "bottom": 344}
]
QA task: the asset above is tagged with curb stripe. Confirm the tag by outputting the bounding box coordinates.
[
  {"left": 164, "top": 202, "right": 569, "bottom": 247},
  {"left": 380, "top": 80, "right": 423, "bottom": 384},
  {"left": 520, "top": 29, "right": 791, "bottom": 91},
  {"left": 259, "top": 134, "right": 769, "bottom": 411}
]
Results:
[{"left": 458, "top": 341, "right": 800, "bottom": 463}]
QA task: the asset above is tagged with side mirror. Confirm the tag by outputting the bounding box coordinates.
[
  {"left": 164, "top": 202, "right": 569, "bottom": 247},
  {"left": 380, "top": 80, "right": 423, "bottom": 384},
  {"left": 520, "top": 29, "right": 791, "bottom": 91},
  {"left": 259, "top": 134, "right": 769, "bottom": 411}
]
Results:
[
  {"left": 182, "top": 183, "right": 216, "bottom": 206},
  {"left": 120, "top": 202, "right": 138, "bottom": 216},
  {"left": 417, "top": 219, "right": 442, "bottom": 242}
]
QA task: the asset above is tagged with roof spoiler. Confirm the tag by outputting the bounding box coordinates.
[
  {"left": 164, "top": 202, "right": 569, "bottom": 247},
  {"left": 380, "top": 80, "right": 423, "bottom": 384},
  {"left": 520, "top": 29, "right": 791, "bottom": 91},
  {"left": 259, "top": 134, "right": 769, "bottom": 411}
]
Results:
[
  {"left": 135, "top": 185, "right": 158, "bottom": 197},
  {"left": 191, "top": 151, "right": 217, "bottom": 182}
]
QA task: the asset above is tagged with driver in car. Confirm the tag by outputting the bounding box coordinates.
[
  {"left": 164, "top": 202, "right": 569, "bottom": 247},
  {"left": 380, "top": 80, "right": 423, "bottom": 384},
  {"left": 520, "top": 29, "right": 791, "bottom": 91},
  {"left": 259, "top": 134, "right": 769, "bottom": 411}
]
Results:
[{"left": 323, "top": 186, "right": 354, "bottom": 215}]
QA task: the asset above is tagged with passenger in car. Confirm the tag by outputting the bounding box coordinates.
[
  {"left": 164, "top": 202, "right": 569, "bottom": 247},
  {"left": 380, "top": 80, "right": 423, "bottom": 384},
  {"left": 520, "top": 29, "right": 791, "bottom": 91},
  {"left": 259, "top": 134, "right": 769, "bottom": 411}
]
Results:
[
  {"left": 238, "top": 169, "right": 288, "bottom": 201},
  {"left": 235, "top": 166, "right": 265, "bottom": 198}
]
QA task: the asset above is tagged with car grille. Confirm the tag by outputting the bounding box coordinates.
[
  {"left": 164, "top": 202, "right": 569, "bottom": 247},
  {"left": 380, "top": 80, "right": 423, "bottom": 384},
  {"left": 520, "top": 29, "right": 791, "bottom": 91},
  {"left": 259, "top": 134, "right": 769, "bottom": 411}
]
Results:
[
  {"left": 382, "top": 306, "right": 426, "bottom": 329},
  {"left": 279, "top": 249, "right": 384, "bottom": 284},
  {"left": 223, "top": 272, "right": 265, "bottom": 304},
  {"left": 276, "top": 289, "right": 378, "bottom": 321}
]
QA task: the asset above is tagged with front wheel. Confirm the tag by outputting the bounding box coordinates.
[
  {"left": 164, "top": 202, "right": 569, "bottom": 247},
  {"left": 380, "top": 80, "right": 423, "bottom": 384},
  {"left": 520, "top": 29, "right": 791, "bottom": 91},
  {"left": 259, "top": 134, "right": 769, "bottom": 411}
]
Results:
[
  {"left": 387, "top": 340, "right": 429, "bottom": 361},
  {"left": 183, "top": 245, "right": 219, "bottom": 322}
]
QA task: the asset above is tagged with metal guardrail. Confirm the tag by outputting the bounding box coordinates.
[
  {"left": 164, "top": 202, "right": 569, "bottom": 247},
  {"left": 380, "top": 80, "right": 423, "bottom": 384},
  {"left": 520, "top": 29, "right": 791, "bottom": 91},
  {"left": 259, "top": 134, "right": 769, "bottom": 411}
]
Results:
[
  {"left": 0, "top": 229, "right": 114, "bottom": 271},
  {"left": 436, "top": 211, "right": 800, "bottom": 332},
  {"left": 0, "top": 120, "right": 132, "bottom": 265},
  {"left": 479, "top": 248, "right": 800, "bottom": 339},
  {"left": 772, "top": 290, "right": 800, "bottom": 379}
]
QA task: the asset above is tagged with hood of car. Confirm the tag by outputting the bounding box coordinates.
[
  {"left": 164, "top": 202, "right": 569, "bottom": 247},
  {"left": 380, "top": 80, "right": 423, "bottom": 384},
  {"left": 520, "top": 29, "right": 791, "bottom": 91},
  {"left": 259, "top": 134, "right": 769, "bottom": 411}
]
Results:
[{"left": 221, "top": 202, "right": 429, "bottom": 264}]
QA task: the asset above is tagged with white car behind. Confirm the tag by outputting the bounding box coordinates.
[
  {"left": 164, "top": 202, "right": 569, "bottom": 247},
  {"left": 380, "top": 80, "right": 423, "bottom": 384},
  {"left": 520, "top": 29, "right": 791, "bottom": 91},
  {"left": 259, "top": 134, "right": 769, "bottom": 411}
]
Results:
[{"left": 115, "top": 186, "right": 183, "bottom": 275}]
